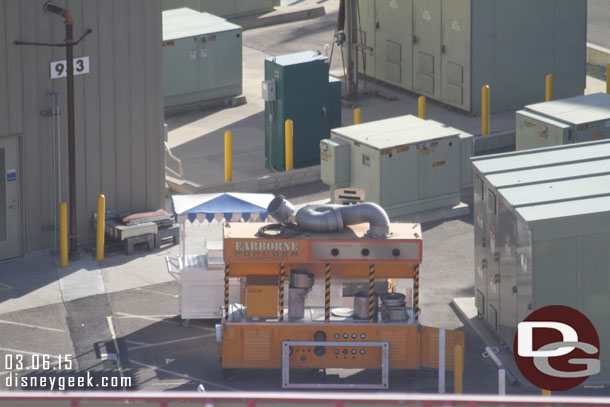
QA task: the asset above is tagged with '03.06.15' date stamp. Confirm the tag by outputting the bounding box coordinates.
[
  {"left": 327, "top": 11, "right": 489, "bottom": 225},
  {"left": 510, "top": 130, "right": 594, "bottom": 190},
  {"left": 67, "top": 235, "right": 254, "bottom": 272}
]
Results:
[
  {"left": 5, "top": 353, "right": 73, "bottom": 371},
  {"left": 4, "top": 354, "right": 132, "bottom": 390}
]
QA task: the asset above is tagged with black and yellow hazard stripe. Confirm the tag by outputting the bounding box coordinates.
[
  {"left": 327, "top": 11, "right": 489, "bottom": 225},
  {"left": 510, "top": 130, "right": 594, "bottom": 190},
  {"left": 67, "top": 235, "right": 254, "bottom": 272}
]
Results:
[
  {"left": 414, "top": 263, "right": 420, "bottom": 324},
  {"left": 279, "top": 263, "right": 286, "bottom": 321},
  {"left": 368, "top": 263, "right": 376, "bottom": 322},
  {"left": 224, "top": 263, "right": 230, "bottom": 322},
  {"left": 325, "top": 263, "right": 331, "bottom": 323}
]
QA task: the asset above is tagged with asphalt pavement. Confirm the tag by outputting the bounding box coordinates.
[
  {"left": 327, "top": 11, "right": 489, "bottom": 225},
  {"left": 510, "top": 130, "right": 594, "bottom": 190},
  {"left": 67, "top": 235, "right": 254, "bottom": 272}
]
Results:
[{"left": 1, "top": 182, "right": 607, "bottom": 395}]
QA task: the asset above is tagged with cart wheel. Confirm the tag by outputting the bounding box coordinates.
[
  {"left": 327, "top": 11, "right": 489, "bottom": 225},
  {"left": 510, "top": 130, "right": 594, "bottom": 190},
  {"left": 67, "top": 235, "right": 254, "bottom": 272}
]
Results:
[
  {"left": 223, "top": 369, "right": 237, "bottom": 381},
  {"left": 313, "top": 368, "right": 327, "bottom": 380},
  {"left": 182, "top": 319, "right": 190, "bottom": 327}
]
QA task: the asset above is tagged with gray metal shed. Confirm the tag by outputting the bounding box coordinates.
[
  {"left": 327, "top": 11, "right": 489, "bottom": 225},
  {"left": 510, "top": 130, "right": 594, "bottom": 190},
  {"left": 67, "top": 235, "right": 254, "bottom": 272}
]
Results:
[
  {"left": 471, "top": 140, "right": 610, "bottom": 379},
  {"left": 352, "top": 0, "right": 586, "bottom": 114},
  {"left": 0, "top": 0, "right": 165, "bottom": 259},
  {"left": 163, "top": 8, "right": 242, "bottom": 108}
]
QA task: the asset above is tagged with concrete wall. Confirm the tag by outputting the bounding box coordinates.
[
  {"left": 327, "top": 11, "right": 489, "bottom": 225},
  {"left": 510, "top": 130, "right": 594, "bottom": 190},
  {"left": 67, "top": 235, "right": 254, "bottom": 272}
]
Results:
[
  {"left": 162, "top": 0, "right": 280, "bottom": 18},
  {"left": 0, "top": 0, "right": 165, "bottom": 254}
]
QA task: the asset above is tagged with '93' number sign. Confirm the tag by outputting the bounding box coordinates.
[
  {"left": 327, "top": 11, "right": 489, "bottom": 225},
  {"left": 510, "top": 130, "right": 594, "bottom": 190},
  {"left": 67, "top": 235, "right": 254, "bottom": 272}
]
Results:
[{"left": 50, "top": 56, "right": 90, "bottom": 79}]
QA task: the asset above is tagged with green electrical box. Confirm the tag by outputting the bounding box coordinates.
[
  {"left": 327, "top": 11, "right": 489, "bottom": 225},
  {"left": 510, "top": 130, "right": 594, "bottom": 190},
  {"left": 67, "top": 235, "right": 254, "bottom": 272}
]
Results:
[
  {"left": 163, "top": 8, "right": 242, "bottom": 108},
  {"left": 264, "top": 51, "right": 342, "bottom": 171}
]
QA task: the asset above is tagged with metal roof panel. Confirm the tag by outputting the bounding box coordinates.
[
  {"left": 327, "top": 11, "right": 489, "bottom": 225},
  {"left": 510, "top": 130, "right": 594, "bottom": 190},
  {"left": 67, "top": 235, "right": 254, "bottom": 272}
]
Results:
[{"left": 163, "top": 8, "right": 241, "bottom": 41}]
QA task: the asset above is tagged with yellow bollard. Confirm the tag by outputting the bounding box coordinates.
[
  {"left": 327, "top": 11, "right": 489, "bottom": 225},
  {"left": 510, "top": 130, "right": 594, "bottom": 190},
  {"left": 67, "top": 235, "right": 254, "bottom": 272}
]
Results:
[
  {"left": 542, "top": 389, "right": 551, "bottom": 396},
  {"left": 418, "top": 96, "right": 426, "bottom": 120},
  {"left": 454, "top": 344, "right": 463, "bottom": 394},
  {"left": 354, "top": 107, "right": 361, "bottom": 125},
  {"left": 482, "top": 85, "right": 490, "bottom": 136},
  {"left": 285, "top": 119, "right": 294, "bottom": 171},
  {"left": 607, "top": 64, "right": 610, "bottom": 94},
  {"left": 224, "top": 131, "right": 232, "bottom": 182},
  {"left": 546, "top": 74, "right": 553, "bottom": 102},
  {"left": 59, "top": 202, "right": 69, "bottom": 267},
  {"left": 96, "top": 194, "right": 106, "bottom": 261}
]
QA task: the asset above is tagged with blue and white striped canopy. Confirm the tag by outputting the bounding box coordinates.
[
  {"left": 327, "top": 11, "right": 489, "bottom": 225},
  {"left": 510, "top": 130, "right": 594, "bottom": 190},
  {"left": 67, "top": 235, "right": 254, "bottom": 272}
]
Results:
[{"left": 172, "top": 192, "right": 274, "bottom": 224}]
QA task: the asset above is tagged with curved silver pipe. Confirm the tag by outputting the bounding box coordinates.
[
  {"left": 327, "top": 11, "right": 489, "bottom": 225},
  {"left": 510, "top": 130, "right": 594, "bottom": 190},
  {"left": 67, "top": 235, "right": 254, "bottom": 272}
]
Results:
[
  {"left": 295, "top": 205, "right": 344, "bottom": 233},
  {"left": 267, "top": 196, "right": 392, "bottom": 237},
  {"left": 338, "top": 202, "right": 390, "bottom": 237},
  {"left": 295, "top": 203, "right": 391, "bottom": 238}
]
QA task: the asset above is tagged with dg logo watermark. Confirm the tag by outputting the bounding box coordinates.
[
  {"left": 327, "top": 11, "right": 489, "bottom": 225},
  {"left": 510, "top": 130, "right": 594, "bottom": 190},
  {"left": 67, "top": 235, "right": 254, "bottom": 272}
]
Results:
[{"left": 513, "top": 305, "right": 600, "bottom": 391}]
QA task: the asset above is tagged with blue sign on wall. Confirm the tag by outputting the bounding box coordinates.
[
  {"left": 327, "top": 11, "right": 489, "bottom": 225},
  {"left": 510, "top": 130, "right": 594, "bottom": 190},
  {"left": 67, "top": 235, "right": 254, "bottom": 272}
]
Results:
[{"left": 7, "top": 169, "right": 16, "bottom": 182}]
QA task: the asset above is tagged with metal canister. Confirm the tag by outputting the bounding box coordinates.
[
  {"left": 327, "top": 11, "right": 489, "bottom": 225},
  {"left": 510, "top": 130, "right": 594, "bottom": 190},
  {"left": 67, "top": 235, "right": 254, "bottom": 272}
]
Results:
[
  {"left": 380, "top": 292, "right": 406, "bottom": 307},
  {"left": 288, "top": 287, "right": 307, "bottom": 319},
  {"left": 290, "top": 269, "right": 314, "bottom": 289},
  {"left": 353, "top": 291, "right": 377, "bottom": 320}
]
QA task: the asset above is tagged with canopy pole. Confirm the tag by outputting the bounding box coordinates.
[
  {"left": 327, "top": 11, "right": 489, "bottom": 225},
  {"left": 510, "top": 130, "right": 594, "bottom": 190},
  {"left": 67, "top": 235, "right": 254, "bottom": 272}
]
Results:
[{"left": 180, "top": 223, "right": 186, "bottom": 260}]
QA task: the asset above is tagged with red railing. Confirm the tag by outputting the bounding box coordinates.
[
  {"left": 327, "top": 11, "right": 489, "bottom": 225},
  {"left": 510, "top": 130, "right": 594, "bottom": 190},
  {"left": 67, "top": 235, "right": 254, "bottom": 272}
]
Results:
[{"left": 0, "top": 392, "right": 610, "bottom": 406}]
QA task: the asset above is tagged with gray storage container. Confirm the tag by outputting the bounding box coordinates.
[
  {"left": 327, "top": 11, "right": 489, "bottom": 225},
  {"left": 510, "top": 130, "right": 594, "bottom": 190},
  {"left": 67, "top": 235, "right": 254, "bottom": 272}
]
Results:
[
  {"left": 516, "top": 93, "right": 610, "bottom": 151},
  {"left": 471, "top": 140, "right": 610, "bottom": 380},
  {"left": 321, "top": 115, "right": 473, "bottom": 216},
  {"left": 351, "top": 0, "right": 586, "bottom": 114},
  {"left": 163, "top": 8, "right": 242, "bottom": 108}
]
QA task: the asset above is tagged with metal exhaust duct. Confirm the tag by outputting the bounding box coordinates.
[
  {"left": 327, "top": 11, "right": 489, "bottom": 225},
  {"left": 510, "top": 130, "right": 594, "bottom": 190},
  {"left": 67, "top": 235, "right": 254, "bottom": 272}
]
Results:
[{"left": 268, "top": 196, "right": 391, "bottom": 238}]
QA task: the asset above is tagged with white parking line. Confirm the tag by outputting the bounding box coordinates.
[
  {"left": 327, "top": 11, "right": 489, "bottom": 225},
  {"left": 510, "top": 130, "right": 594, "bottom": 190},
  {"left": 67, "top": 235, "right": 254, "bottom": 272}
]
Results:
[
  {"left": 127, "top": 333, "right": 216, "bottom": 351},
  {"left": 128, "top": 359, "right": 238, "bottom": 391},
  {"left": 124, "top": 339, "right": 149, "bottom": 346},
  {"left": 106, "top": 316, "right": 127, "bottom": 391},
  {"left": 113, "top": 312, "right": 215, "bottom": 331},
  {"left": 0, "top": 348, "right": 62, "bottom": 358},
  {"left": 0, "top": 319, "right": 65, "bottom": 333},
  {"left": 135, "top": 288, "right": 179, "bottom": 298},
  {"left": 150, "top": 381, "right": 188, "bottom": 386},
  {"left": 114, "top": 313, "right": 177, "bottom": 319}
]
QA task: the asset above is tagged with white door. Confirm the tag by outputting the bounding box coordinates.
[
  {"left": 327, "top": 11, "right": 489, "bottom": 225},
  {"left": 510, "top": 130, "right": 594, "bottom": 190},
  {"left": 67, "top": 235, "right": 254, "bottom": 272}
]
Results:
[
  {"left": 412, "top": 0, "right": 442, "bottom": 98},
  {"left": 0, "top": 136, "right": 20, "bottom": 259}
]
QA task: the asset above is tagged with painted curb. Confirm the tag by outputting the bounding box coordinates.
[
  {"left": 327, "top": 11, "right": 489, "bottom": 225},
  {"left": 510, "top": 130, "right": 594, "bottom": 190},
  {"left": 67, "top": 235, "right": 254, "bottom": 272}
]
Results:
[
  {"left": 587, "top": 42, "right": 610, "bottom": 67},
  {"left": 167, "top": 165, "right": 321, "bottom": 195},
  {"left": 230, "top": 6, "right": 326, "bottom": 31},
  {"left": 166, "top": 130, "right": 514, "bottom": 196},
  {"left": 164, "top": 95, "right": 247, "bottom": 118}
]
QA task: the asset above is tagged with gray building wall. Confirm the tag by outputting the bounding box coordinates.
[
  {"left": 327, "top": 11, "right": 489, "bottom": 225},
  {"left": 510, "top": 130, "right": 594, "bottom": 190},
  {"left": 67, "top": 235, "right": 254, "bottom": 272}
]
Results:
[{"left": 0, "top": 0, "right": 165, "bottom": 255}]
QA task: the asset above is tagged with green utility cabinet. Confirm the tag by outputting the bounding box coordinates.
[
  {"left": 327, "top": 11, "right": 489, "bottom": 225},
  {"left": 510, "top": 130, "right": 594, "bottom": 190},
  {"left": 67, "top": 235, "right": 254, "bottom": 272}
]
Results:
[
  {"left": 264, "top": 51, "right": 342, "bottom": 171},
  {"left": 351, "top": 0, "right": 586, "bottom": 114},
  {"left": 516, "top": 93, "right": 610, "bottom": 151},
  {"left": 163, "top": 8, "right": 242, "bottom": 108},
  {"left": 471, "top": 140, "right": 610, "bottom": 380},
  {"left": 321, "top": 115, "right": 473, "bottom": 216}
]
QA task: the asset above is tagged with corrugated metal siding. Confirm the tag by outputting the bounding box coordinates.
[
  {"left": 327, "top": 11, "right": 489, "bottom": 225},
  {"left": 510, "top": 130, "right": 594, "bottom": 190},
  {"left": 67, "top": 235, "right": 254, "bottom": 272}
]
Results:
[{"left": 0, "top": 0, "right": 164, "bottom": 254}]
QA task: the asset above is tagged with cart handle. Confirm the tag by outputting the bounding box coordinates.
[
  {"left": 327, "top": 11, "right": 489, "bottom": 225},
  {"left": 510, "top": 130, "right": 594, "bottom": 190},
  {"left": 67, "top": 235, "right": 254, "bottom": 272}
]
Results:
[{"left": 165, "top": 256, "right": 181, "bottom": 282}]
